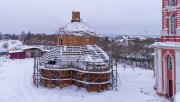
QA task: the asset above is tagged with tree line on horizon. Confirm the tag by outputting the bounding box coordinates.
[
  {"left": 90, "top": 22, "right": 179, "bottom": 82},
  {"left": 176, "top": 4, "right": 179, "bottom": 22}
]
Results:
[
  {"left": 0, "top": 31, "right": 160, "bottom": 69},
  {"left": 0, "top": 31, "right": 57, "bottom": 45},
  {"left": 96, "top": 36, "right": 160, "bottom": 69}
]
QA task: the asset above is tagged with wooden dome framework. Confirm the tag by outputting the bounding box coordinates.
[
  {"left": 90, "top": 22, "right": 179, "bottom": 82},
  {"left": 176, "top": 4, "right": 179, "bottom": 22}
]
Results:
[{"left": 33, "top": 46, "right": 117, "bottom": 92}]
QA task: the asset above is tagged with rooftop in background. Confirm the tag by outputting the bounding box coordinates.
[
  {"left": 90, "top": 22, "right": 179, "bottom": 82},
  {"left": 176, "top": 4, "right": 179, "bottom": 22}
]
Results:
[{"left": 97, "top": 34, "right": 161, "bottom": 39}]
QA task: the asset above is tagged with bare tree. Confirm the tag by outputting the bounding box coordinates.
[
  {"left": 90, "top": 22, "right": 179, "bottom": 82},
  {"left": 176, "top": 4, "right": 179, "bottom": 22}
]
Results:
[
  {"left": 3, "top": 42, "right": 8, "bottom": 49},
  {"left": 0, "top": 32, "right": 2, "bottom": 40}
]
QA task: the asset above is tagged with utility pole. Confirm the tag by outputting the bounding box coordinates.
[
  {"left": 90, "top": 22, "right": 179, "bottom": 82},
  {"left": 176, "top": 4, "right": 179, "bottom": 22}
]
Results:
[{"left": 147, "top": 47, "right": 150, "bottom": 69}]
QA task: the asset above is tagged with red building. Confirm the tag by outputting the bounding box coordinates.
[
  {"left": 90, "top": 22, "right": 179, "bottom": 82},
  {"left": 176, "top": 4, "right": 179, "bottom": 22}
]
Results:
[
  {"left": 9, "top": 47, "right": 48, "bottom": 59},
  {"left": 10, "top": 51, "right": 26, "bottom": 59},
  {"left": 153, "top": 0, "right": 180, "bottom": 97}
]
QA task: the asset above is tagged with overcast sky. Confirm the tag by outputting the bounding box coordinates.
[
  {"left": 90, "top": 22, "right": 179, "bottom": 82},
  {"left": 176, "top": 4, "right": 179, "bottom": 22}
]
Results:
[{"left": 0, "top": 0, "right": 161, "bottom": 35}]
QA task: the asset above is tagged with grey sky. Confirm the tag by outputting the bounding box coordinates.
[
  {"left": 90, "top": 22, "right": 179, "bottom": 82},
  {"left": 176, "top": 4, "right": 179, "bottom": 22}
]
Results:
[{"left": 0, "top": 0, "right": 161, "bottom": 35}]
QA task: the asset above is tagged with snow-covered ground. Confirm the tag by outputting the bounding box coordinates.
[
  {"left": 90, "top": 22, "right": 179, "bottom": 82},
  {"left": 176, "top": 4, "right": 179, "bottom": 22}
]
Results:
[
  {"left": 0, "top": 40, "right": 23, "bottom": 52},
  {"left": 0, "top": 56, "right": 169, "bottom": 102}
]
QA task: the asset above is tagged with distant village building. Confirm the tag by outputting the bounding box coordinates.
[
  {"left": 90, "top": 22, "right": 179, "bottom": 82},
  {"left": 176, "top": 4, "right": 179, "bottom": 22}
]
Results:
[
  {"left": 153, "top": 0, "right": 180, "bottom": 97},
  {"left": 33, "top": 11, "right": 117, "bottom": 92}
]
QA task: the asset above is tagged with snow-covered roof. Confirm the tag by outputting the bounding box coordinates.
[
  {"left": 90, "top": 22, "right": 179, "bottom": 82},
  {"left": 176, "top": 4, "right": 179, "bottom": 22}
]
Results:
[
  {"left": 22, "top": 46, "right": 41, "bottom": 50},
  {"left": 9, "top": 50, "right": 24, "bottom": 53},
  {"left": 151, "top": 42, "right": 180, "bottom": 49},
  {"left": 151, "top": 53, "right": 155, "bottom": 56},
  {"left": 60, "top": 22, "right": 95, "bottom": 36},
  {"left": 41, "top": 45, "right": 109, "bottom": 66},
  {"left": 9, "top": 45, "right": 50, "bottom": 53}
]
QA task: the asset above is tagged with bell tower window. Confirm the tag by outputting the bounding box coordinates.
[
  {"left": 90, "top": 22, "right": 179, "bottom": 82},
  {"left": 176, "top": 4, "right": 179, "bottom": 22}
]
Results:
[
  {"left": 169, "top": 13, "right": 176, "bottom": 35},
  {"left": 167, "top": 55, "right": 172, "bottom": 70},
  {"left": 169, "top": 0, "right": 176, "bottom": 6}
]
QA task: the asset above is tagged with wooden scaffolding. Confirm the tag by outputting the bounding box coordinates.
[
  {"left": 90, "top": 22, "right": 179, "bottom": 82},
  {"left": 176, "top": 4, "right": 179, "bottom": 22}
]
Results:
[{"left": 33, "top": 57, "right": 117, "bottom": 92}]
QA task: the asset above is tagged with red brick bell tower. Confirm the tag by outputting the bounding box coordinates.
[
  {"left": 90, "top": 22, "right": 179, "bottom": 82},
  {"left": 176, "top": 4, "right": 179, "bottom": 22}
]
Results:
[
  {"left": 154, "top": 0, "right": 180, "bottom": 98},
  {"left": 161, "top": 0, "right": 180, "bottom": 42}
]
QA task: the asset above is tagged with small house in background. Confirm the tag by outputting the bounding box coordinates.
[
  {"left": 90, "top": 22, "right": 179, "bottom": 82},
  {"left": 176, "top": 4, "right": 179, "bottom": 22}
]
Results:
[
  {"left": 9, "top": 50, "right": 25, "bottom": 59},
  {"left": 23, "top": 46, "right": 43, "bottom": 58},
  {"left": 9, "top": 46, "right": 48, "bottom": 59}
]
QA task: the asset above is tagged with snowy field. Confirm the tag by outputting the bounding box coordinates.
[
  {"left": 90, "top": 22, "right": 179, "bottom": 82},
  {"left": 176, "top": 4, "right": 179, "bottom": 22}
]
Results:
[{"left": 0, "top": 56, "right": 169, "bottom": 102}]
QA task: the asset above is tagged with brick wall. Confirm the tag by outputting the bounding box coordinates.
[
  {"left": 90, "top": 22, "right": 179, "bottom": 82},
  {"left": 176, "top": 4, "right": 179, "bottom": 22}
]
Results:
[{"left": 57, "top": 35, "right": 96, "bottom": 46}]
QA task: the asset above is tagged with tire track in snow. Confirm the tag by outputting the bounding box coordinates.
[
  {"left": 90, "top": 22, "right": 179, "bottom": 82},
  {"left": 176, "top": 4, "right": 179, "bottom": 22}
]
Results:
[{"left": 15, "top": 60, "right": 37, "bottom": 102}]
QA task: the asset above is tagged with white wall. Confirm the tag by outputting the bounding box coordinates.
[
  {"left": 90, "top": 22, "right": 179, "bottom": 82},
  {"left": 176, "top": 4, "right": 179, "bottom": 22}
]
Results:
[
  {"left": 154, "top": 49, "right": 158, "bottom": 88},
  {"left": 158, "top": 48, "right": 163, "bottom": 92},
  {"left": 176, "top": 50, "right": 180, "bottom": 93}
]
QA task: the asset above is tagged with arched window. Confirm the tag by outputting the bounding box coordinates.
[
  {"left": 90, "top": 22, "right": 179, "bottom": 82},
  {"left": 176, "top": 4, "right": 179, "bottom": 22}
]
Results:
[
  {"left": 169, "top": 0, "right": 176, "bottom": 6},
  {"left": 167, "top": 55, "right": 172, "bottom": 70},
  {"left": 170, "top": 13, "right": 176, "bottom": 35}
]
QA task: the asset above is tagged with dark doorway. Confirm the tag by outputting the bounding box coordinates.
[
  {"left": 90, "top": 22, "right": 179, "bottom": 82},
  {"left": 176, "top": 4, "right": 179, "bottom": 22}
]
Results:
[
  {"left": 60, "top": 40, "right": 62, "bottom": 45},
  {"left": 169, "top": 80, "right": 173, "bottom": 97},
  {"left": 31, "top": 52, "right": 35, "bottom": 58}
]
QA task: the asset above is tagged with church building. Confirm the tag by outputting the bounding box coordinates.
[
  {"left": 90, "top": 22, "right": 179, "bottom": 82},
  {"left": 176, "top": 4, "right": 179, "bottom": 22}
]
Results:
[
  {"left": 32, "top": 11, "right": 117, "bottom": 92},
  {"left": 153, "top": 0, "right": 180, "bottom": 97}
]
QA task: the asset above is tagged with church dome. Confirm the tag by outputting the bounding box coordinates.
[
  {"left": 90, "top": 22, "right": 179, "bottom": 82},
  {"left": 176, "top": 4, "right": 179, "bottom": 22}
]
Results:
[
  {"left": 58, "top": 11, "right": 96, "bottom": 36},
  {"left": 60, "top": 22, "right": 95, "bottom": 36}
]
